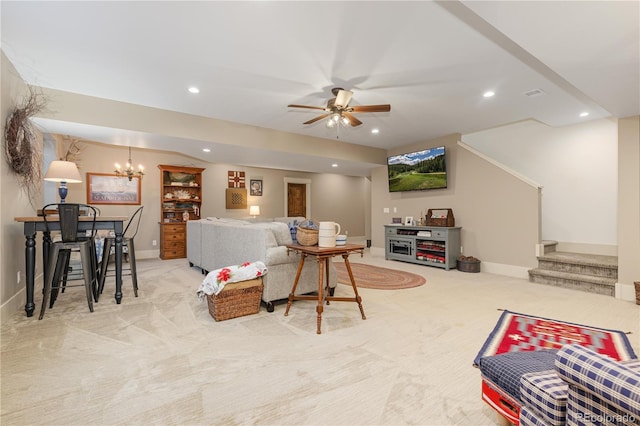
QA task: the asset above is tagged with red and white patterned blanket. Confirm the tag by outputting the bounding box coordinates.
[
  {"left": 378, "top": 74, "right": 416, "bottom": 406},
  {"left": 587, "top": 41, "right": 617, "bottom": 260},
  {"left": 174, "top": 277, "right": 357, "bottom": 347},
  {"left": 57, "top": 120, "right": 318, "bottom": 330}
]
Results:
[{"left": 474, "top": 310, "right": 637, "bottom": 366}]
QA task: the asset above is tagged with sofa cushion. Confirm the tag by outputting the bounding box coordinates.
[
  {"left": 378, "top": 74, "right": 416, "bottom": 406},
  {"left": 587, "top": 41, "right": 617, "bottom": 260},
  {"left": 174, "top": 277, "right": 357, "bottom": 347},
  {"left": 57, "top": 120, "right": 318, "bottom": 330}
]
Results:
[
  {"left": 250, "top": 222, "right": 292, "bottom": 246},
  {"left": 520, "top": 370, "right": 568, "bottom": 426},
  {"left": 273, "top": 216, "right": 305, "bottom": 224},
  {"left": 246, "top": 223, "right": 281, "bottom": 248},
  {"left": 269, "top": 222, "right": 293, "bottom": 245},
  {"left": 555, "top": 344, "right": 640, "bottom": 420},
  {"left": 521, "top": 356, "right": 640, "bottom": 426},
  {"left": 263, "top": 229, "right": 278, "bottom": 248},
  {"left": 205, "top": 217, "right": 251, "bottom": 225},
  {"left": 478, "top": 349, "right": 558, "bottom": 402},
  {"left": 520, "top": 405, "right": 553, "bottom": 426},
  {"left": 265, "top": 246, "right": 298, "bottom": 266}
]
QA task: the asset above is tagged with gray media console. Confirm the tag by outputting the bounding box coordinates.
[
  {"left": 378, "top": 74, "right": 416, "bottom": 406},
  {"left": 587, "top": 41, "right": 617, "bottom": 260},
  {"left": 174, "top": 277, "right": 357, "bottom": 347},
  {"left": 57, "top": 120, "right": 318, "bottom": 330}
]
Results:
[{"left": 384, "top": 225, "right": 461, "bottom": 270}]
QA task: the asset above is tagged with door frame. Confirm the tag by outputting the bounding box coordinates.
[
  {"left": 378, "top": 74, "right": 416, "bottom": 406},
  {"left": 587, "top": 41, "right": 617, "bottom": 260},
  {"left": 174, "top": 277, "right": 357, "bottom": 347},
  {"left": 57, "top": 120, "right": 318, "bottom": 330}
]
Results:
[{"left": 284, "top": 177, "right": 311, "bottom": 218}]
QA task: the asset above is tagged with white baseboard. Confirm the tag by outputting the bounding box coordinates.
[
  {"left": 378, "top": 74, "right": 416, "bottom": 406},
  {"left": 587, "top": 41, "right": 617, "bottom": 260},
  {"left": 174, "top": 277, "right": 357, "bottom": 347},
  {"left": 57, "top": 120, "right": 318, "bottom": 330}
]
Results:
[
  {"left": 1, "top": 272, "right": 43, "bottom": 324},
  {"left": 136, "top": 250, "right": 160, "bottom": 260},
  {"left": 1, "top": 287, "right": 26, "bottom": 324},
  {"left": 370, "top": 247, "right": 530, "bottom": 279},
  {"left": 370, "top": 246, "right": 385, "bottom": 258},
  {"left": 480, "top": 262, "right": 531, "bottom": 280},
  {"left": 615, "top": 283, "right": 637, "bottom": 302}
]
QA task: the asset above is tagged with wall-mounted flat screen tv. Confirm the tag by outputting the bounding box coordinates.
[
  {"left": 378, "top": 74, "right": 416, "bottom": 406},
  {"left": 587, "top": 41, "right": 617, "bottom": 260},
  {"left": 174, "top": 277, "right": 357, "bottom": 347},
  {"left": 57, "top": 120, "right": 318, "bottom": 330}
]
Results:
[{"left": 387, "top": 146, "right": 447, "bottom": 192}]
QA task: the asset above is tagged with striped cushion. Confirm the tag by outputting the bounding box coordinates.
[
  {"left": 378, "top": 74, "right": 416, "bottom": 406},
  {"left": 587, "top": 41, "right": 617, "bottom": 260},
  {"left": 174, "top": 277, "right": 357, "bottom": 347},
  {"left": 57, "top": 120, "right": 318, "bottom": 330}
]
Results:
[
  {"left": 520, "top": 370, "right": 568, "bottom": 426},
  {"left": 478, "top": 349, "right": 558, "bottom": 402},
  {"left": 555, "top": 344, "right": 640, "bottom": 422},
  {"left": 520, "top": 404, "right": 553, "bottom": 426}
]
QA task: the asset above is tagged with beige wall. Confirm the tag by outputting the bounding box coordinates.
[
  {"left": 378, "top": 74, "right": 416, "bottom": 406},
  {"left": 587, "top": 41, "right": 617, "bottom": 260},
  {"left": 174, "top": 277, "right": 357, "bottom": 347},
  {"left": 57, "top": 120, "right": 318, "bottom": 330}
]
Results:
[
  {"left": 462, "top": 118, "right": 618, "bottom": 252},
  {"left": 617, "top": 115, "right": 640, "bottom": 299},
  {"left": 371, "top": 133, "right": 541, "bottom": 276},
  {"left": 1, "top": 51, "right": 45, "bottom": 322}
]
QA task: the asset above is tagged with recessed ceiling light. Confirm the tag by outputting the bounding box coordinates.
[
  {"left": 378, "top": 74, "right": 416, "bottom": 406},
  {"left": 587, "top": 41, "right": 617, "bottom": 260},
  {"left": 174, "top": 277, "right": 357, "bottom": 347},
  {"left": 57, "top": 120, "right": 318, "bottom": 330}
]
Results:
[
  {"left": 331, "top": 163, "right": 338, "bottom": 168},
  {"left": 483, "top": 91, "right": 495, "bottom": 98},
  {"left": 371, "top": 128, "right": 380, "bottom": 134},
  {"left": 188, "top": 87, "right": 200, "bottom": 94},
  {"left": 579, "top": 112, "right": 589, "bottom": 117},
  {"left": 202, "top": 148, "right": 211, "bottom": 153}
]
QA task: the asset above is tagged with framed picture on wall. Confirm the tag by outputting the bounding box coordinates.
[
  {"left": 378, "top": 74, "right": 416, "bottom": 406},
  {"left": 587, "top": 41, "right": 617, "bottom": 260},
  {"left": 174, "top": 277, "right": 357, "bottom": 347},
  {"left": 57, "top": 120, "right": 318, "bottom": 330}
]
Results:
[
  {"left": 250, "top": 179, "right": 263, "bottom": 196},
  {"left": 86, "top": 173, "right": 141, "bottom": 205},
  {"left": 226, "top": 188, "right": 247, "bottom": 209}
]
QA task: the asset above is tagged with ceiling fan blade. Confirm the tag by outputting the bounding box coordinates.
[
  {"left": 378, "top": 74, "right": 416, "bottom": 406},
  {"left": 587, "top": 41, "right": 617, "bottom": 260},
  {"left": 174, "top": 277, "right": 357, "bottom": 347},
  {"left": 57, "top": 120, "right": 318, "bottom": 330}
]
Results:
[
  {"left": 334, "top": 90, "right": 353, "bottom": 108},
  {"left": 288, "top": 104, "right": 326, "bottom": 110},
  {"left": 350, "top": 104, "right": 391, "bottom": 113},
  {"left": 303, "top": 114, "right": 330, "bottom": 125},
  {"left": 343, "top": 112, "right": 362, "bottom": 127}
]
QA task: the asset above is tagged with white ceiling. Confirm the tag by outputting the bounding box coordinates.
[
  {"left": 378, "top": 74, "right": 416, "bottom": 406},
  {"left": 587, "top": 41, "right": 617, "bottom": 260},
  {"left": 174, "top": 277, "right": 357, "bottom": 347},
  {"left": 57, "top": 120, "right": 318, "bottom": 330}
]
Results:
[{"left": 2, "top": 1, "right": 638, "bottom": 176}]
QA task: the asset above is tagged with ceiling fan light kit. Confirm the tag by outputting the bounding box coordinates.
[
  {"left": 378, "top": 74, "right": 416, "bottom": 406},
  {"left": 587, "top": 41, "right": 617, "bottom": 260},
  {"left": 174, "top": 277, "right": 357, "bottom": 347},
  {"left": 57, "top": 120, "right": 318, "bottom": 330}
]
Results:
[
  {"left": 288, "top": 87, "right": 391, "bottom": 128},
  {"left": 326, "top": 113, "right": 350, "bottom": 128}
]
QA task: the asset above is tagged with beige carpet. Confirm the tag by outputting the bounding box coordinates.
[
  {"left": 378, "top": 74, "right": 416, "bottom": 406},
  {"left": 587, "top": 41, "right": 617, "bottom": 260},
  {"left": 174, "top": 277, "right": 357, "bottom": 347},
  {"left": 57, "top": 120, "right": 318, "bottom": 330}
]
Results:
[{"left": 1, "top": 252, "right": 639, "bottom": 426}]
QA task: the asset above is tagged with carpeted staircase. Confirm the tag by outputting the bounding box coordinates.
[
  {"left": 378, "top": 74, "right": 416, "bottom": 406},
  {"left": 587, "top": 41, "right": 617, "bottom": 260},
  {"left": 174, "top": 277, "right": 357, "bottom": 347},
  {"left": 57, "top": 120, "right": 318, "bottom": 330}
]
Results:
[{"left": 528, "top": 241, "right": 618, "bottom": 296}]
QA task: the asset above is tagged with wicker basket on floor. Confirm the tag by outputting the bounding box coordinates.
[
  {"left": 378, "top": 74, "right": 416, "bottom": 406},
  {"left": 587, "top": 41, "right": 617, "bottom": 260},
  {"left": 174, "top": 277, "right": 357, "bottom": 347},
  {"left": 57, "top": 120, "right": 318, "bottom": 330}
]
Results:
[
  {"left": 635, "top": 281, "right": 640, "bottom": 305},
  {"left": 457, "top": 257, "right": 481, "bottom": 273},
  {"left": 207, "top": 278, "right": 263, "bottom": 321},
  {"left": 296, "top": 226, "right": 318, "bottom": 246}
]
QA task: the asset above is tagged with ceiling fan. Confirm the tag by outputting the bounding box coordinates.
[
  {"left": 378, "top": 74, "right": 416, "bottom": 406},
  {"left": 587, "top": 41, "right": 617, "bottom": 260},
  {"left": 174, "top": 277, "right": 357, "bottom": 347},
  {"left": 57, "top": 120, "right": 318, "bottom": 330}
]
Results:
[{"left": 288, "top": 87, "right": 391, "bottom": 128}]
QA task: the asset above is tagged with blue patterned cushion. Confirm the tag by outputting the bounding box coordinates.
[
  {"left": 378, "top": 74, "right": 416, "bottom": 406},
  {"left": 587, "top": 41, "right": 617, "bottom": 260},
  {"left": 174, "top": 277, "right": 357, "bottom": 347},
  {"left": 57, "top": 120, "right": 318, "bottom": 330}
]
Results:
[
  {"left": 556, "top": 344, "right": 640, "bottom": 422},
  {"left": 520, "top": 370, "right": 568, "bottom": 426},
  {"left": 478, "top": 349, "right": 558, "bottom": 402},
  {"left": 520, "top": 405, "right": 553, "bottom": 426}
]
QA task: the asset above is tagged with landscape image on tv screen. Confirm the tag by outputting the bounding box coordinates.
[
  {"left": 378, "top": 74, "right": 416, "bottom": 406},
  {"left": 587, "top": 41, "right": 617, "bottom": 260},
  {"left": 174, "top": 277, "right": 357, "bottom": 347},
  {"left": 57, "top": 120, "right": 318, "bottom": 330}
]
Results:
[{"left": 387, "top": 146, "right": 447, "bottom": 192}]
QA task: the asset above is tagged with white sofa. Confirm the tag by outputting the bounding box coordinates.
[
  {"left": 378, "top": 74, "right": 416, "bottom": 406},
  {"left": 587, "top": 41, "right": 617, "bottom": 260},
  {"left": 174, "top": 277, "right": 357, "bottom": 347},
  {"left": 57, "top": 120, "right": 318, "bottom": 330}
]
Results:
[{"left": 187, "top": 217, "right": 337, "bottom": 312}]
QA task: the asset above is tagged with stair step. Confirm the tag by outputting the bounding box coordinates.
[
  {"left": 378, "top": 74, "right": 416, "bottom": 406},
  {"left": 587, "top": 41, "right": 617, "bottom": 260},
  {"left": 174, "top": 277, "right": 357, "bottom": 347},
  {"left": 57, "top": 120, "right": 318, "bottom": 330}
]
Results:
[
  {"left": 536, "top": 251, "right": 617, "bottom": 279},
  {"left": 528, "top": 268, "right": 616, "bottom": 296},
  {"left": 541, "top": 240, "right": 558, "bottom": 255}
]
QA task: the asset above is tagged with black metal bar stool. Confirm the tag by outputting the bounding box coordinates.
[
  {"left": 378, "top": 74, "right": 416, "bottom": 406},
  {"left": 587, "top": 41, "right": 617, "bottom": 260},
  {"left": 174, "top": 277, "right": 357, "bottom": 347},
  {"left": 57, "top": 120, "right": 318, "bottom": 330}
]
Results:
[
  {"left": 40, "top": 203, "right": 98, "bottom": 320},
  {"left": 98, "top": 206, "right": 144, "bottom": 299}
]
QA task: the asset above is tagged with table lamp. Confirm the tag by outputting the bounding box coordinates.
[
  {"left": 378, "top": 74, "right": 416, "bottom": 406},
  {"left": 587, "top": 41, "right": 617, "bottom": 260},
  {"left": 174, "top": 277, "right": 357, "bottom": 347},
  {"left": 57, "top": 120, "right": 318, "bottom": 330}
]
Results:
[
  {"left": 249, "top": 205, "right": 260, "bottom": 218},
  {"left": 44, "top": 160, "right": 82, "bottom": 203}
]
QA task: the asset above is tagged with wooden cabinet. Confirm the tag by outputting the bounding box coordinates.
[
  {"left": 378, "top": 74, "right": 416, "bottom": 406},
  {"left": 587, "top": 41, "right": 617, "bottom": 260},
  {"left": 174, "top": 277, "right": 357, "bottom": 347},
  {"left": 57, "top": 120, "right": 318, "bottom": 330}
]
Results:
[
  {"left": 158, "top": 165, "right": 205, "bottom": 259},
  {"left": 160, "top": 223, "right": 186, "bottom": 259},
  {"left": 384, "top": 225, "right": 461, "bottom": 270}
]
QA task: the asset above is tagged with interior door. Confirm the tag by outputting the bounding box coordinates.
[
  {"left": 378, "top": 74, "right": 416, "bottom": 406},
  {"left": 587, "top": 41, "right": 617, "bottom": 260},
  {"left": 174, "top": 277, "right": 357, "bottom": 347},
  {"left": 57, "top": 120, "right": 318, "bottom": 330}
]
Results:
[{"left": 287, "top": 183, "right": 306, "bottom": 217}]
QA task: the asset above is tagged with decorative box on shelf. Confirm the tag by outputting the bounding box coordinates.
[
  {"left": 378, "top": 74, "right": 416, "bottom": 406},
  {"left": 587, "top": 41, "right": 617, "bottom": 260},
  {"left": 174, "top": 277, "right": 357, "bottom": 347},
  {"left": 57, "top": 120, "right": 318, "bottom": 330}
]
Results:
[{"left": 425, "top": 208, "right": 455, "bottom": 227}]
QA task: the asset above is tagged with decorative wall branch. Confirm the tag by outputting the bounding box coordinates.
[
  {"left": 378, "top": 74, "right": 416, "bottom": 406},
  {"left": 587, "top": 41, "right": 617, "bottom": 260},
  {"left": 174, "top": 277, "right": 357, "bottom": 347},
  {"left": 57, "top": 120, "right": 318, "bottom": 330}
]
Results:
[
  {"left": 59, "top": 135, "right": 83, "bottom": 163},
  {"left": 4, "top": 86, "right": 47, "bottom": 200}
]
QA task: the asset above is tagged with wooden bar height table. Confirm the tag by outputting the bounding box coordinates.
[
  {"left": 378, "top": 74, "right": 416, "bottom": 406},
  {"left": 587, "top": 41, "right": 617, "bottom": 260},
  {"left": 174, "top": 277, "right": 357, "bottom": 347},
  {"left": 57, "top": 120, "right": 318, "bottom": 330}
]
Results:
[
  {"left": 15, "top": 215, "right": 127, "bottom": 317},
  {"left": 284, "top": 243, "right": 366, "bottom": 334}
]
